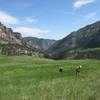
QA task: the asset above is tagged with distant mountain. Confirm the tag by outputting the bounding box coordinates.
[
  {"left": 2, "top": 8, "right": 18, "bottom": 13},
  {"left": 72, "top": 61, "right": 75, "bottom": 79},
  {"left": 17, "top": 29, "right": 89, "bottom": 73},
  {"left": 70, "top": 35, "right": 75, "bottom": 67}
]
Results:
[
  {"left": 0, "top": 22, "right": 43, "bottom": 57},
  {"left": 46, "top": 21, "right": 100, "bottom": 59},
  {"left": 1, "top": 21, "right": 100, "bottom": 59},
  {"left": 23, "top": 37, "right": 56, "bottom": 50}
]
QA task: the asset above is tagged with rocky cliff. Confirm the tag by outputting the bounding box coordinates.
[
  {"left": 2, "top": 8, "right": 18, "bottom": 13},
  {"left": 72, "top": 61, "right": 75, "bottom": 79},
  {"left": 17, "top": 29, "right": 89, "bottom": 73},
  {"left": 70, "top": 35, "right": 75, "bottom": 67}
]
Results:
[
  {"left": 0, "top": 22, "right": 43, "bottom": 57},
  {"left": 0, "top": 23, "right": 22, "bottom": 45}
]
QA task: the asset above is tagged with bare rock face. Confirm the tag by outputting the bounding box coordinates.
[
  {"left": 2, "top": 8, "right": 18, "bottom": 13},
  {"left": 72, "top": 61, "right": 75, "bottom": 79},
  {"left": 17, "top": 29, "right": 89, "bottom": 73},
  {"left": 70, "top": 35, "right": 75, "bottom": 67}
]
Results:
[
  {"left": 0, "top": 22, "right": 40, "bottom": 56},
  {"left": 0, "top": 23, "right": 22, "bottom": 45},
  {"left": 0, "top": 23, "right": 56, "bottom": 51},
  {"left": 23, "top": 37, "right": 56, "bottom": 50}
]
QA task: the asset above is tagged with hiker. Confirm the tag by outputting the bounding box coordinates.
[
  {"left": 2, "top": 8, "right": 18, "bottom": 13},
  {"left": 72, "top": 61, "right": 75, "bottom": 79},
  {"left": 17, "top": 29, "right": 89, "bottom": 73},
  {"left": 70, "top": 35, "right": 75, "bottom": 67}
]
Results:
[
  {"left": 59, "top": 67, "right": 64, "bottom": 73},
  {"left": 76, "top": 65, "right": 82, "bottom": 76}
]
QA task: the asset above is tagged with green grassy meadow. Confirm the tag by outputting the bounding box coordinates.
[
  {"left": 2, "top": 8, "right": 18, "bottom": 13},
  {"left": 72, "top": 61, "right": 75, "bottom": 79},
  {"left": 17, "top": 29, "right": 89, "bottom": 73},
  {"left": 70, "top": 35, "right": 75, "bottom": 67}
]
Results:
[{"left": 0, "top": 56, "right": 100, "bottom": 100}]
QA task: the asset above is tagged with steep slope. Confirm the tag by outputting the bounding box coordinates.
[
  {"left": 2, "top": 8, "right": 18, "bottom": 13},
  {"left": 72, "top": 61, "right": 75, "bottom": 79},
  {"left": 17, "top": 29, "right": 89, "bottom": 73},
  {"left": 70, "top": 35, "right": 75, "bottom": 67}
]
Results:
[
  {"left": 0, "top": 22, "right": 43, "bottom": 57},
  {"left": 0, "top": 23, "right": 22, "bottom": 45},
  {"left": 23, "top": 37, "right": 56, "bottom": 50},
  {"left": 47, "top": 21, "right": 100, "bottom": 59}
]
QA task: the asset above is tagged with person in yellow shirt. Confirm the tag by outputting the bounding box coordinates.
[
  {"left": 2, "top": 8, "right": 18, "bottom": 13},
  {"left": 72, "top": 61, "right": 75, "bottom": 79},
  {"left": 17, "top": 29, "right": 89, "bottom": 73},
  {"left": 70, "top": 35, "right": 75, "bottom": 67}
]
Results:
[{"left": 76, "top": 65, "right": 82, "bottom": 76}]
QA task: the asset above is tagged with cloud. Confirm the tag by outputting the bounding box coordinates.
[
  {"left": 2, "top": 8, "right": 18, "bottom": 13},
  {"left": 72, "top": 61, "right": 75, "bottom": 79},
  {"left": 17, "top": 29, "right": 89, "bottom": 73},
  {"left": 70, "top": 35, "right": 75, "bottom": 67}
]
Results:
[
  {"left": 85, "top": 12, "right": 96, "bottom": 19},
  {"left": 25, "top": 18, "right": 38, "bottom": 23},
  {"left": 72, "top": 11, "right": 98, "bottom": 25},
  {"left": 14, "top": 27, "right": 48, "bottom": 36},
  {"left": 73, "top": 0, "right": 95, "bottom": 8},
  {"left": 0, "top": 11, "right": 19, "bottom": 24}
]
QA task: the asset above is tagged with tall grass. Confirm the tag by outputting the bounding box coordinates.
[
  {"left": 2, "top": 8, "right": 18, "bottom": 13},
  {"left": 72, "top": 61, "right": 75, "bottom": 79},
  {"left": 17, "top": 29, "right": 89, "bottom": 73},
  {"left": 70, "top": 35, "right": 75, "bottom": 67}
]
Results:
[{"left": 0, "top": 56, "right": 100, "bottom": 100}]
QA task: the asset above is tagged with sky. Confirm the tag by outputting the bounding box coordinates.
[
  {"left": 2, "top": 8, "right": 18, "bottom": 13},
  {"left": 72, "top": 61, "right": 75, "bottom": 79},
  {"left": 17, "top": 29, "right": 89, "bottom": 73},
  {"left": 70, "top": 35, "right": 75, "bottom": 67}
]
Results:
[{"left": 0, "top": 0, "right": 100, "bottom": 40}]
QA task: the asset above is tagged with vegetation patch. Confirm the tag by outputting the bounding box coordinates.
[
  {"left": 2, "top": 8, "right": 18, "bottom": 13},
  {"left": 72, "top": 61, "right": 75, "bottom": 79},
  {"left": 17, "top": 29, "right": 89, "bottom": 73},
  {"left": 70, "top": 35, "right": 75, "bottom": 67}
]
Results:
[{"left": 3, "top": 69, "right": 25, "bottom": 75}]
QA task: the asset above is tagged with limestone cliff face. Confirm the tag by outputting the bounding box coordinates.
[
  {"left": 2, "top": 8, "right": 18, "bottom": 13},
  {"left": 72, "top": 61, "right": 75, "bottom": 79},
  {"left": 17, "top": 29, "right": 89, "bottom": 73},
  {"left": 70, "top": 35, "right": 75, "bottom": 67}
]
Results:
[{"left": 0, "top": 23, "right": 22, "bottom": 45}]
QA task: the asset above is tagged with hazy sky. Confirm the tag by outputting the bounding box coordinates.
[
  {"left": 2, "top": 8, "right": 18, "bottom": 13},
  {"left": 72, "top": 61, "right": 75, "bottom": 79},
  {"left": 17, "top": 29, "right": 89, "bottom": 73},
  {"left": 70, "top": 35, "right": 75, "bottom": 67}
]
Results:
[{"left": 0, "top": 0, "right": 100, "bottom": 39}]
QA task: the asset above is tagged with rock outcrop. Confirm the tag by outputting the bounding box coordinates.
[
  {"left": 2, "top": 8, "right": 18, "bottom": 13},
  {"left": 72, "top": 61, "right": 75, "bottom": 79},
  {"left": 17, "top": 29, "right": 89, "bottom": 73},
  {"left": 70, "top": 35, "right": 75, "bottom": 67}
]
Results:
[
  {"left": 0, "top": 23, "right": 22, "bottom": 45},
  {"left": 0, "top": 22, "right": 43, "bottom": 57}
]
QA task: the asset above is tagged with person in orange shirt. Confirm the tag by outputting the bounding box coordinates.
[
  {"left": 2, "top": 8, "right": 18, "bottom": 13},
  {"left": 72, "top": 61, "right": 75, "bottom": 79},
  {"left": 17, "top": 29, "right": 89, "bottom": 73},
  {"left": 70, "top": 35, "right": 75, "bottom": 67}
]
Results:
[{"left": 76, "top": 65, "right": 82, "bottom": 76}]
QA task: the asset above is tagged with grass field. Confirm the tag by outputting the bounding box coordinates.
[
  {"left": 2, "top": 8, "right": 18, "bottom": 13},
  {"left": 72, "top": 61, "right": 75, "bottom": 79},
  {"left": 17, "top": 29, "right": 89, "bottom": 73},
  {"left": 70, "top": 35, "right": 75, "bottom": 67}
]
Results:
[{"left": 0, "top": 56, "right": 100, "bottom": 100}]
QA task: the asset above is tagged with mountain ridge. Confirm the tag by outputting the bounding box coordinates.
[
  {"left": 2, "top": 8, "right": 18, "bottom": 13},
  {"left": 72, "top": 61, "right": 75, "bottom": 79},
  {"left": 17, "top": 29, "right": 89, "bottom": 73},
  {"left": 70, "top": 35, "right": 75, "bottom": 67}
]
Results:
[
  {"left": 0, "top": 22, "right": 42, "bottom": 56},
  {"left": 46, "top": 21, "right": 100, "bottom": 59},
  {"left": 1, "top": 21, "right": 100, "bottom": 59},
  {"left": 0, "top": 22, "right": 56, "bottom": 56}
]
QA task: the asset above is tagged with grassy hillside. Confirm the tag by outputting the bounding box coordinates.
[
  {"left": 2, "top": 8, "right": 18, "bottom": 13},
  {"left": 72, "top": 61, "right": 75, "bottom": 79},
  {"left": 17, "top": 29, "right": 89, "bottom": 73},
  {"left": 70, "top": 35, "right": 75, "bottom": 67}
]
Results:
[
  {"left": 46, "top": 48, "right": 100, "bottom": 60},
  {"left": 0, "top": 56, "right": 100, "bottom": 100},
  {"left": 65, "top": 48, "right": 100, "bottom": 59}
]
